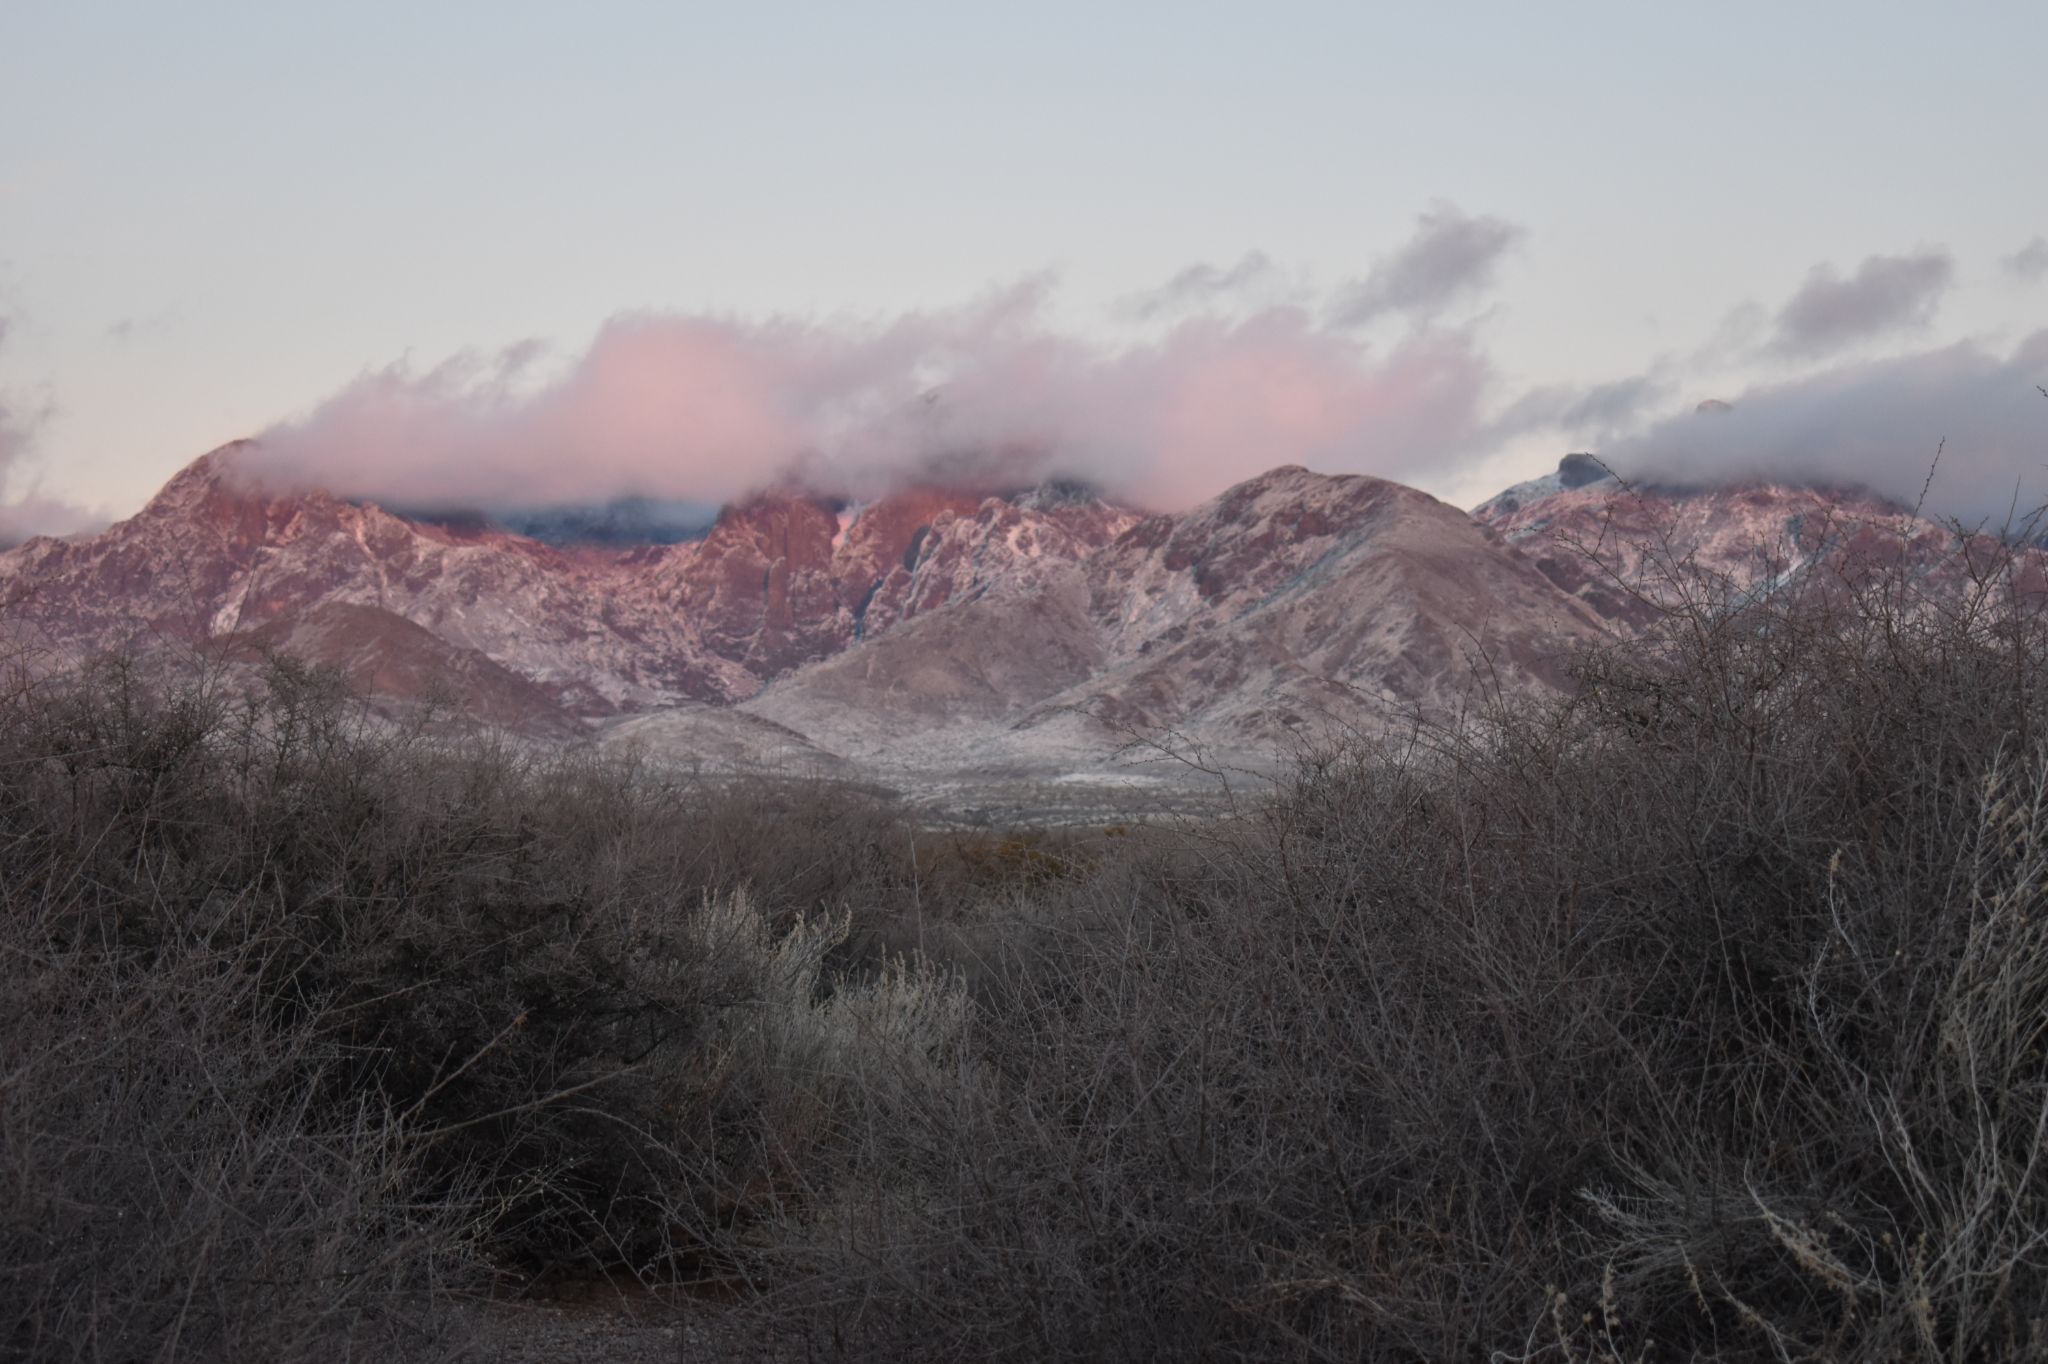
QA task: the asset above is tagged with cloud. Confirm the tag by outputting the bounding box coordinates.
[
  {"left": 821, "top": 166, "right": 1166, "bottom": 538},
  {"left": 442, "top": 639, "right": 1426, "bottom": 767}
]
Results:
[
  {"left": 1767, "top": 249, "right": 1954, "bottom": 357},
  {"left": 1491, "top": 372, "right": 1675, "bottom": 444},
  {"left": 103, "top": 307, "right": 184, "bottom": 348},
  {"left": 1689, "top": 300, "right": 1770, "bottom": 370},
  {"left": 1555, "top": 374, "right": 1672, "bottom": 433},
  {"left": 247, "top": 282, "right": 1499, "bottom": 513},
  {"left": 2006, "top": 237, "right": 2048, "bottom": 283},
  {"left": 0, "top": 491, "right": 106, "bottom": 549},
  {"left": 1602, "top": 331, "right": 2048, "bottom": 526},
  {"left": 1116, "top": 252, "right": 1285, "bottom": 321},
  {"left": 1328, "top": 203, "right": 1524, "bottom": 327},
  {"left": 0, "top": 391, "right": 34, "bottom": 493},
  {"left": 0, "top": 390, "right": 102, "bottom": 546},
  {"left": 0, "top": 319, "right": 105, "bottom": 547}
]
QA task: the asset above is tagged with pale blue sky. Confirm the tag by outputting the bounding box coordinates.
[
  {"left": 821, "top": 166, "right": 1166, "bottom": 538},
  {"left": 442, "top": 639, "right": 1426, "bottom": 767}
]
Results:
[{"left": 3, "top": 0, "right": 2044, "bottom": 523}]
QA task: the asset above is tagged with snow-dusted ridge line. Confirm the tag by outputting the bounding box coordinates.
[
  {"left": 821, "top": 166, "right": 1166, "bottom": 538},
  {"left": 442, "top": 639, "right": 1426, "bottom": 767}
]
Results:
[{"left": 15, "top": 443, "right": 1996, "bottom": 781}]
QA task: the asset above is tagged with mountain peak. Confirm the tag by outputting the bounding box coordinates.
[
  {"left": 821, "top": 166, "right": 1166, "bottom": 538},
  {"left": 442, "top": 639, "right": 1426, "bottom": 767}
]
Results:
[
  {"left": 8, "top": 448, "right": 1626, "bottom": 769},
  {"left": 137, "top": 439, "right": 356, "bottom": 526},
  {"left": 128, "top": 441, "right": 325, "bottom": 548},
  {"left": 144, "top": 442, "right": 258, "bottom": 507},
  {"left": 1013, "top": 476, "right": 1109, "bottom": 511},
  {"left": 1556, "top": 452, "right": 1609, "bottom": 489},
  {"left": 1471, "top": 452, "right": 1620, "bottom": 521}
]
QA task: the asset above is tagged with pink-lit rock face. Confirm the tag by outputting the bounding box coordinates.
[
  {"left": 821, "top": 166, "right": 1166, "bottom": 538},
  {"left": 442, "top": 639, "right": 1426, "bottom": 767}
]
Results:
[
  {"left": 860, "top": 490, "right": 1140, "bottom": 632},
  {"left": 0, "top": 445, "right": 1144, "bottom": 728},
  {"left": 31, "top": 442, "right": 2035, "bottom": 764},
  {"left": 674, "top": 492, "right": 844, "bottom": 675}
]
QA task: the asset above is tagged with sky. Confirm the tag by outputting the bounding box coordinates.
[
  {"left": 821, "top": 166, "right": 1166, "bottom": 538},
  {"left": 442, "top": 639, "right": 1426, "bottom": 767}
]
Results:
[{"left": 2, "top": 0, "right": 2045, "bottom": 536}]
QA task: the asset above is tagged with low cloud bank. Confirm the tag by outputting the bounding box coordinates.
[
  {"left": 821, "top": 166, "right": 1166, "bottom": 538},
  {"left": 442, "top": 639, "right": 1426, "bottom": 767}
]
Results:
[
  {"left": 1606, "top": 332, "right": 2048, "bottom": 526},
  {"left": 0, "top": 492, "right": 107, "bottom": 549},
  {"left": 250, "top": 284, "right": 1496, "bottom": 512},
  {"left": 228, "top": 230, "right": 2042, "bottom": 527}
]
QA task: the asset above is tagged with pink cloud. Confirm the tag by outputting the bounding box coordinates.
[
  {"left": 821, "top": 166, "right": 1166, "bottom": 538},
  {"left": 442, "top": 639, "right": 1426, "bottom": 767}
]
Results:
[{"left": 249, "top": 285, "right": 1496, "bottom": 511}]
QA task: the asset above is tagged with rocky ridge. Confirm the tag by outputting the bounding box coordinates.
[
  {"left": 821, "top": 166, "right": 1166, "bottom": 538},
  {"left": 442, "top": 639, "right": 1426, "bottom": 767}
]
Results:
[
  {"left": 12, "top": 442, "right": 2013, "bottom": 789},
  {"left": 0, "top": 445, "right": 1137, "bottom": 731},
  {"left": 1472, "top": 454, "right": 2040, "bottom": 631}
]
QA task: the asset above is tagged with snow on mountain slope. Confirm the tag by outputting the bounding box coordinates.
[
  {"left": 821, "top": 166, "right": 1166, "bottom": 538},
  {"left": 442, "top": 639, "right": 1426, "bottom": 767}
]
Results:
[
  {"left": 742, "top": 564, "right": 1106, "bottom": 757},
  {"left": 859, "top": 488, "right": 1140, "bottom": 632},
  {"left": 1066, "top": 466, "right": 1610, "bottom": 745},
  {"left": 1469, "top": 454, "right": 2025, "bottom": 630},
  {"left": 599, "top": 705, "right": 856, "bottom": 776},
  {"left": 747, "top": 466, "right": 1612, "bottom": 769},
  {"left": 1470, "top": 451, "right": 1617, "bottom": 521},
  {"left": 59, "top": 440, "right": 2014, "bottom": 779},
  {"left": 240, "top": 601, "right": 587, "bottom": 737},
  {"left": 23, "top": 436, "right": 2046, "bottom": 791},
  {"left": 0, "top": 444, "right": 1144, "bottom": 737},
  {"left": 0, "top": 447, "right": 749, "bottom": 712}
]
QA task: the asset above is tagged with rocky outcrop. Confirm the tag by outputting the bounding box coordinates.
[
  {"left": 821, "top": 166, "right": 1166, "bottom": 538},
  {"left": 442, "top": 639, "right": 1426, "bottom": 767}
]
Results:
[
  {"left": 748, "top": 465, "right": 1612, "bottom": 764},
  {"left": 0, "top": 446, "right": 1143, "bottom": 730},
  {"left": 1471, "top": 454, "right": 2048, "bottom": 631}
]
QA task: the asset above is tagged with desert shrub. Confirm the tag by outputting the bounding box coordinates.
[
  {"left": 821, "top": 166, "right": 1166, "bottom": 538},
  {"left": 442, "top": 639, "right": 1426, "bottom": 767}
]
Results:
[
  {"left": 0, "top": 649, "right": 954, "bottom": 1361},
  {"left": 15, "top": 487, "right": 2048, "bottom": 1361},
  {"left": 746, "top": 529, "right": 2048, "bottom": 1361},
  {"left": 678, "top": 890, "right": 968, "bottom": 1238},
  {"left": 0, "top": 657, "right": 479, "bottom": 1362},
  {"left": 0, "top": 882, "right": 477, "bottom": 1364}
]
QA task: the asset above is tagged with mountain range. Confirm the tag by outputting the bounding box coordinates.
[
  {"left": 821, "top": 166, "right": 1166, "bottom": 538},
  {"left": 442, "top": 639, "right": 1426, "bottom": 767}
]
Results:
[{"left": 0, "top": 443, "right": 1997, "bottom": 804}]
